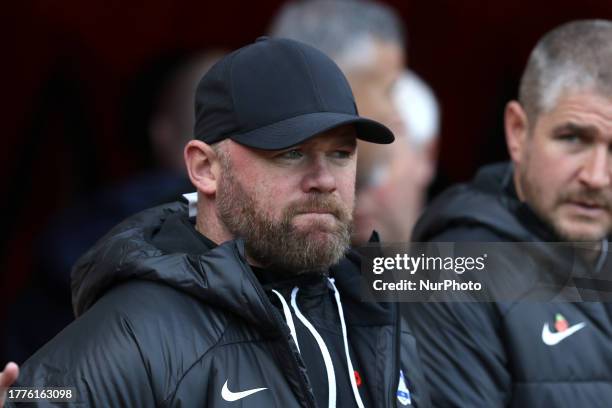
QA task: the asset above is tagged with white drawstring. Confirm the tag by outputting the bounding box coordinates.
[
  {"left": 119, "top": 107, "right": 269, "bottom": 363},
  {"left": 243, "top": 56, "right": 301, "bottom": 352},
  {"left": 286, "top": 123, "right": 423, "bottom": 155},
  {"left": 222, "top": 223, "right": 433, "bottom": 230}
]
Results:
[
  {"left": 291, "top": 287, "right": 337, "bottom": 408},
  {"left": 328, "top": 278, "right": 365, "bottom": 408},
  {"left": 271, "top": 289, "right": 300, "bottom": 353},
  {"left": 594, "top": 239, "right": 608, "bottom": 274},
  {"left": 271, "top": 282, "right": 363, "bottom": 408}
]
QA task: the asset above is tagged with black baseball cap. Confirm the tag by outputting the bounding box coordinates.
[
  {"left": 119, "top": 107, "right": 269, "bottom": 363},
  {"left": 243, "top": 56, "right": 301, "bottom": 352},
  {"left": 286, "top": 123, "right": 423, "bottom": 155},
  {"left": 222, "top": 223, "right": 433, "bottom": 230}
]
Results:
[{"left": 193, "top": 36, "right": 394, "bottom": 149}]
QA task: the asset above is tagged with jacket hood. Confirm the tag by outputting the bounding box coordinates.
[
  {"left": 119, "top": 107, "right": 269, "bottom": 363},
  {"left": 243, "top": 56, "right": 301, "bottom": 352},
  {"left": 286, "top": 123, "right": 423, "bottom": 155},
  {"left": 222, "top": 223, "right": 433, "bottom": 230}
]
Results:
[
  {"left": 71, "top": 201, "right": 381, "bottom": 330},
  {"left": 412, "top": 162, "right": 610, "bottom": 288},
  {"left": 71, "top": 202, "right": 280, "bottom": 332},
  {"left": 413, "top": 162, "right": 556, "bottom": 242}
]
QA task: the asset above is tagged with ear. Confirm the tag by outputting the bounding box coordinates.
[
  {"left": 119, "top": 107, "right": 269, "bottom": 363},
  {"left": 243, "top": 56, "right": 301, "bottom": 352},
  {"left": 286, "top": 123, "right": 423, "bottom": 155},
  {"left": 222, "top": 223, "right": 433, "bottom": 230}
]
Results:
[
  {"left": 504, "top": 101, "right": 529, "bottom": 165},
  {"left": 184, "top": 140, "right": 220, "bottom": 195}
]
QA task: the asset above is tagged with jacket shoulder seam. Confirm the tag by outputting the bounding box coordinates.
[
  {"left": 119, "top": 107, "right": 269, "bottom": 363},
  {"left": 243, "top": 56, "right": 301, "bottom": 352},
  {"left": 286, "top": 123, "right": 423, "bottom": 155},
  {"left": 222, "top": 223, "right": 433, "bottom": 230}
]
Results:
[
  {"left": 161, "top": 320, "right": 231, "bottom": 405},
  {"left": 116, "top": 311, "right": 159, "bottom": 405}
]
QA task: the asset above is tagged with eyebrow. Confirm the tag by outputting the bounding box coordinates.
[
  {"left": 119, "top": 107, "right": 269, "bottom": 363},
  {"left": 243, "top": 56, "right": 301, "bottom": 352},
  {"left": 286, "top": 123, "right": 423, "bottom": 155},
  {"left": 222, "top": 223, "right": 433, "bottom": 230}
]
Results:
[
  {"left": 339, "top": 136, "right": 358, "bottom": 146},
  {"left": 552, "top": 122, "right": 599, "bottom": 137},
  {"left": 335, "top": 130, "right": 358, "bottom": 144}
]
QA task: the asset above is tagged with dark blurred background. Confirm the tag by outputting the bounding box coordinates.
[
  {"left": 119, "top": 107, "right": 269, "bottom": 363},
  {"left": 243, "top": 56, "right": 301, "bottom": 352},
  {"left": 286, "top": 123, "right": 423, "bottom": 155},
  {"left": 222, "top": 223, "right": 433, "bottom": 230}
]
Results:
[{"left": 3, "top": 0, "right": 612, "bottom": 363}]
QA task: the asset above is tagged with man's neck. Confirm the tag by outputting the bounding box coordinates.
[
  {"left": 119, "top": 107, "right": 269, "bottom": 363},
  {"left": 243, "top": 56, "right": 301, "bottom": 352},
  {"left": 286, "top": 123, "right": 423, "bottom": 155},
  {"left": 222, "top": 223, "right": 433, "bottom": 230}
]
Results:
[
  {"left": 195, "top": 202, "right": 232, "bottom": 245},
  {"left": 513, "top": 171, "right": 526, "bottom": 201},
  {"left": 575, "top": 240, "right": 604, "bottom": 265}
]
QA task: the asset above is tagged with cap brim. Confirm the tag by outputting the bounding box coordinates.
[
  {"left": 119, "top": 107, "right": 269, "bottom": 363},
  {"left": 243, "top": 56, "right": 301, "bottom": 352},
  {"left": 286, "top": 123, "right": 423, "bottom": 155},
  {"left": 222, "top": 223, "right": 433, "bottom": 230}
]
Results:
[{"left": 230, "top": 112, "right": 394, "bottom": 150}]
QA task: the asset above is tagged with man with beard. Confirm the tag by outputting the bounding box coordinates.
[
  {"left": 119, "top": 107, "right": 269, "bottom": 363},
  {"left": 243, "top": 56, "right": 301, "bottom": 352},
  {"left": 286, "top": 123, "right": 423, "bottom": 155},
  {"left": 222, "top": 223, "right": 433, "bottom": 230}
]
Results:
[
  {"left": 403, "top": 20, "right": 612, "bottom": 407},
  {"left": 0, "top": 37, "right": 430, "bottom": 407},
  {"left": 269, "top": 0, "right": 438, "bottom": 246}
]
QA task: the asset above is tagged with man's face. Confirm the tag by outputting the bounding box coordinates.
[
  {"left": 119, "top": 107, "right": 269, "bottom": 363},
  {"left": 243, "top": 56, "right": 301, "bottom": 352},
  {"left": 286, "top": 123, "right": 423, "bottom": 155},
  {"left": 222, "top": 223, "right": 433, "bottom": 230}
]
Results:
[
  {"left": 345, "top": 40, "right": 427, "bottom": 244},
  {"left": 353, "top": 131, "right": 432, "bottom": 244},
  {"left": 216, "top": 125, "right": 357, "bottom": 273},
  {"left": 345, "top": 40, "right": 404, "bottom": 129},
  {"left": 515, "top": 90, "right": 612, "bottom": 242}
]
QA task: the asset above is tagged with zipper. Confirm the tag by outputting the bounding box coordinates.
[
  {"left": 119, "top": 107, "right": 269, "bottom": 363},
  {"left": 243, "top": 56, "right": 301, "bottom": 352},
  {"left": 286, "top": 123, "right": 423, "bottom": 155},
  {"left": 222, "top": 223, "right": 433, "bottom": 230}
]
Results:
[
  {"left": 236, "top": 243, "right": 317, "bottom": 408},
  {"left": 388, "top": 302, "right": 400, "bottom": 407}
]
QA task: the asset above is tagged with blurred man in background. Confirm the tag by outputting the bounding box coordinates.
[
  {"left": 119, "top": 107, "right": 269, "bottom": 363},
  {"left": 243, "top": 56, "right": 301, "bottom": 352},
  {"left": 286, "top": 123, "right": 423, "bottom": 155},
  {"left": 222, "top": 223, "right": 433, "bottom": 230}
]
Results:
[
  {"left": 354, "top": 70, "right": 439, "bottom": 244},
  {"left": 270, "top": 0, "right": 438, "bottom": 245},
  {"left": 405, "top": 20, "right": 612, "bottom": 407}
]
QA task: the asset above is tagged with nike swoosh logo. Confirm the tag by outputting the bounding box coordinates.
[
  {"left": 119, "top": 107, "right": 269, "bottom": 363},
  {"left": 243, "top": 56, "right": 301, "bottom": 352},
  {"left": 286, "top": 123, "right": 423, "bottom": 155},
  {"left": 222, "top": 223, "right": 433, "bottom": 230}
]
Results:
[
  {"left": 541, "top": 322, "right": 586, "bottom": 346},
  {"left": 221, "top": 379, "right": 267, "bottom": 402}
]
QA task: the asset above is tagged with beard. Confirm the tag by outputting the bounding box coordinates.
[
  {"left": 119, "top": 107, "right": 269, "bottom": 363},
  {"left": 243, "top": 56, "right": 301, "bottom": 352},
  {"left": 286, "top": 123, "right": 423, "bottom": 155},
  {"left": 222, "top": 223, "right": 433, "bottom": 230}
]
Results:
[
  {"left": 519, "top": 163, "right": 612, "bottom": 242},
  {"left": 216, "top": 154, "right": 353, "bottom": 275}
]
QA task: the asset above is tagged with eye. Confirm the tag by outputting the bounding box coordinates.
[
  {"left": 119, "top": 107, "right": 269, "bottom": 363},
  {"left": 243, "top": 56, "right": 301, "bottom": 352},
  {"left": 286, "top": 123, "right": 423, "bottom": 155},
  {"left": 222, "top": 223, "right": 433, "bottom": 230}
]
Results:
[
  {"left": 558, "top": 133, "right": 580, "bottom": 143},
  {"left": 330, "top": 150, "right": 354, "bottom": 159},
  {"left": 367, "top": 163, "right": 390, "bottom": 188},
  {"left": 279, "top": 149, "right": 303, "bottom": 160},
  {"left": 556, "top": 133, "right": 589, "bottom": 148}
]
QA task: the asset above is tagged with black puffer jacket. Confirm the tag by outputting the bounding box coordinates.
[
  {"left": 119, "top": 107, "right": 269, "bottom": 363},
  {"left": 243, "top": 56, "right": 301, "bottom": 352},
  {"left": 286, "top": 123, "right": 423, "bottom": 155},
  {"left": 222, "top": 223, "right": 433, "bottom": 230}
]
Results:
[
  {"left": 10, "top": 202, "right": 429, "bottom": 407},
  {"left": 403, "top": 163, "right": 612, "bottom": 407}
]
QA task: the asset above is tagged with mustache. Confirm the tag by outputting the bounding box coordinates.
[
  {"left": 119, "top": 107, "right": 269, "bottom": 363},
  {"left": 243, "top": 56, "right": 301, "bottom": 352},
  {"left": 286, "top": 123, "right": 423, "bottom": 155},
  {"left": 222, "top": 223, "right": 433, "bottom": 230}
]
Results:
[
  {"left": 286, "top": 194, "right": 352, "bottom": 222},
  {"left": 559, "top": 189, "right": 612, "bottom": 209}
]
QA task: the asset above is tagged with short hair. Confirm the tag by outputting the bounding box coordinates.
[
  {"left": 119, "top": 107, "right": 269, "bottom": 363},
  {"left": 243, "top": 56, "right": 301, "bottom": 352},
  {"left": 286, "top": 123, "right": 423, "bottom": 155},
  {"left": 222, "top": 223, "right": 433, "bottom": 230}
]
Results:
[
  {"left": 269, "top": 0, "right": 405, "bottom": 71},
  {"left": 519, "top": 19, "right": 612, "bottom": 125}
]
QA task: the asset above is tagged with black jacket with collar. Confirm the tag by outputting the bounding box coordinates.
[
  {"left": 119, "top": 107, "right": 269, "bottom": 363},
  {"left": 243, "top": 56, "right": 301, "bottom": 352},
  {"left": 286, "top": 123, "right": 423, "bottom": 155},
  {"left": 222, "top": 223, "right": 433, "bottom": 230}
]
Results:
[
  {"left": 9, "top": 202, "right": 429, "bottom": 407},
  {"left": 403, "top": 162, "right": 612, "bottom": 407}
]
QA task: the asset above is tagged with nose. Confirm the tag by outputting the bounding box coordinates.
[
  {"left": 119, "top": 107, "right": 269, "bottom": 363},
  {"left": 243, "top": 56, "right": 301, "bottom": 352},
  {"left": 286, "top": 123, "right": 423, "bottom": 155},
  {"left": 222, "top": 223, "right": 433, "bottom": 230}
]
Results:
[
  {"left": 300, "top": 156, "right": 337, "bottom": 194},
  {"left": 579, "top": 145, "right": 611, "bottom": 189}
]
